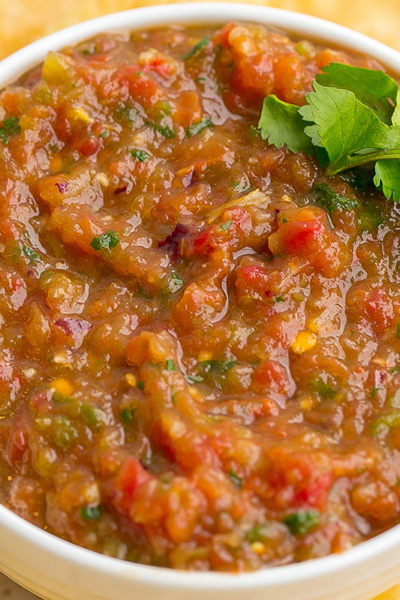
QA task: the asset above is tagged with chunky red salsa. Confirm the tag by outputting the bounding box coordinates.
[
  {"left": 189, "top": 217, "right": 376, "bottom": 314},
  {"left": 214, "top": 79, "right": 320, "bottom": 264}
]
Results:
[{"left": 0, "top": 21, "right": 400, "bottom": 571}]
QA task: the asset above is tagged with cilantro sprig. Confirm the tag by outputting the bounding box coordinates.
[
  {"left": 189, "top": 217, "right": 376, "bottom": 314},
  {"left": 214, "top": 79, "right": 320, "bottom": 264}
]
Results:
[
  {"left": 90, "top": 230, "right": 120, "bottom": 251},
  {"left": 258, "top": 63, "right": 400, "bottom": 201}
]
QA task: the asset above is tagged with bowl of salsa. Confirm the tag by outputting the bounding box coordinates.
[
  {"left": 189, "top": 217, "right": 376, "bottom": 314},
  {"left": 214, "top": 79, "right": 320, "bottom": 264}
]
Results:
[{"left": 1, "top": 3, "right": 400, "bottom": 599}]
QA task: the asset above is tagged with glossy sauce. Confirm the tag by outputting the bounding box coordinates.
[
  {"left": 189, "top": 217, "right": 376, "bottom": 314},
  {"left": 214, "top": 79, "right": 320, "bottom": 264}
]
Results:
[{"left": 0, "top": 22, "right": 399, "bottom": 571}]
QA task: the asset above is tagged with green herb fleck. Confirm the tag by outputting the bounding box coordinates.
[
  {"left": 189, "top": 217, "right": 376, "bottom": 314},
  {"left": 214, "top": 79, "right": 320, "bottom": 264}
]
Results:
[
  {"left": 23, "top": 246, "right": 42, "bottom": 263},
  {"left": 370, "top": 386, "right": 381, "bottom": 398},
  {"left": 310, "top": 376, "right": 336, "bottom": 400},
  {"left": 52, "top": 391, "right": 74, "bottom": 404},
  {"left": 186, "top": 117, "right": 213, "bottom": 138},
  {"left": 146, "top": 120, "right": 175, "bottom": 139},
  {"left": 169, "top": 273, "right": 184, "bottom": 293},
  {"left": 99, "top": 130, "right": 109, "bottom": 138},
  {"left": 90, "top": 230, "right": 120, "bottom": 252},
  {"left": 274, "top": 295, "right": 285, "bottom": 303},
  {"left": 397, "top": 323, "right": 400, "bottom": 339},
  {"left": 115, "top": 106, "right": 136, "bottom": 123},
  {"left": 0, "top": 117, "right": 21, "bottom": 145},
  {"left": 310, "top": 182, "right": 359, "bottom": 214},
  {"left": 199, "top": 358, "right": 238, "bottom": 374},
  {"left": 220, "top": 219, "right": 232, "bottom": 231},
  {"left": 166, "top": 359, "right": 176, "bottom": 371},
  {"left": 80, "top": 505, "right": 103, "bottom": 520},
  {"left": 121, "top": 406, "right": 136, "bottom": 423},
  {"left": 249, "top": 124, "right": 261, "bottom": 140},
  {"left": 358, "top": 201, "right": 385, "bottom": 232},
  {"left": 171, "top": 390, "right": 177, "bottom": 405},
  {"left": 228, "top": 469, "right": 243, "bottom": 489},
  {"left": 129, "top": 148, "right": 150, "bottom": 162},
  {"left": 183, "top": 35, "right": 210, "bottom": 61},
  {"left": 137, "top": 380, "right": 145, "bottom": 391},
  {"left": 81, "top": 404, "right": 103, "bottom": 427},
  {"left": 246, "top": 524, "right": 269, "bottom": 543},
  {"left": 284, "top": 511, "right": 320, "bottom": 535}
]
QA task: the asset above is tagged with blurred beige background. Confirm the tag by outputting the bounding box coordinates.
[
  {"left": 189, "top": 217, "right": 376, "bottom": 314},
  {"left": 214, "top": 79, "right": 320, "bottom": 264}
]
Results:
[{"left": 0, "top": 0, "right": 400, "bottom": 59}]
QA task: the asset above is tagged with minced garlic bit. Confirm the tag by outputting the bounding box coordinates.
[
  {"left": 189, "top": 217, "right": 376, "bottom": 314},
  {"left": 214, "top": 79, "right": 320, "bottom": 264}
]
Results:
[
  {"left": 95, "top": 172, "right": 110, "bottom": 188},
  {"left": 53, "top": 351, "right": 69, "bottom": 365},
  {"left": 291, "top": 331, "right": 317, "bottom": 354},
  {"left": 22, "top": 368, "right": 37, "bottom": 379}
]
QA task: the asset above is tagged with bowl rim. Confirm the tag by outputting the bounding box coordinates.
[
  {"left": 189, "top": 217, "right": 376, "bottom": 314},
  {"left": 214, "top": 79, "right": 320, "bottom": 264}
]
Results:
[{"left": 1, "top": 1, "right": 400, "bottom": 593}]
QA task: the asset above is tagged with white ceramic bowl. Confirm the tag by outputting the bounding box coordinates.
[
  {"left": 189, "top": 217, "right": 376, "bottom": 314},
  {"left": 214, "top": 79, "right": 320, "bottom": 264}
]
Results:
[{"left": 1, "top": 4, "right": 400, "bottom": 600}]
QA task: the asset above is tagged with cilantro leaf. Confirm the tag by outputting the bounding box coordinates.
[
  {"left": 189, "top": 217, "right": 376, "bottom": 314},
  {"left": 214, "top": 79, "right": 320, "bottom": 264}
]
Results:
[
  {"left": 199, "top": 358, "right": 238, "bottom": 373},
  {"left": 121, "top": 406, "right": 136, "bottom": 423},
  {"left": 0, "top": 117, "right": 21, "bottom": 145},
  {"left": 284, "top": 511, "right": 319, "bottom": 535},
  {"left": 168, "top": 273, "right": 184, "bottom": 293},
  {"left": 183, "top": 35, "right": 210, "bottom": 61},
  {"left": 258, "top": 64, "right": 400, "bottom": 202},
  {"left": 309, "top": 182, "right": 359, "bottom": 214},
  {"left": 258, "top": 95, "right": 313, "bottom": 155},
  {"left": 186, "top": 117, "right": 213, "bottom": 138},
  {"left": 228, "top": 469, "right": 243, "bottom": 489},
  {"left": 80, "top": 505, "right": 103, "bottom": 520},
  {"left": 374, "top": 159, "right": 400, "bottom": 202},
  {"left": 23, "top": 246, "right": 42, "bottom": 263},
  {"left": 301, "top": 83, "right": 386, "bottom": 163},
  {"left": 90, "top": 230, "right": 120, "bottom": 251},
  {"left": 145, "top": 120, "right": 175, "bottom": 138},
  {"left": 220, "top": 219, "right": 232, "bottom": 231},
  {"left": 166, "top": 359, "right": 176, "bottom": 371},
  {"left": 358, "top": 200, "right": 385, "bottom": 232},
  {"left": 316, "top": 63, "right": 400, "bottom": 125},
  {"left": 129, "top": 149, "right": 150, "bottom": 162},
  {"left": 300, "top": 82, "right": 400, "bottom": 174}
]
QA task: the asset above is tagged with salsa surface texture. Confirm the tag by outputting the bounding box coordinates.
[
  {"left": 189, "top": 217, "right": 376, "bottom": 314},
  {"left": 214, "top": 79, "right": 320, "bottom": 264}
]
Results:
[{"left": 0, "top": 21, "right": 400, "bottom": 571}]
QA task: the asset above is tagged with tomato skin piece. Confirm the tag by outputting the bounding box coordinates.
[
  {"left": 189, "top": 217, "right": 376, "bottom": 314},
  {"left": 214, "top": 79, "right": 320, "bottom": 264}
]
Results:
[
  {"left": 273, "top": 54, "right": 314, "bottom": 106},
  {"left": 265, "top": 446, "right": 333, "bottom": 511},
  {"left": 77, "top": 135, "right": 100, "bottom": 156},
  {"left": 158, "top": 410, "right": 220, "bottom": 471},
  {"left": 115, "top": 66, "right": 163, "bottom": 106},
  {"left": 6, "top": 420, "right": 29, "bottom": 467},
  {"left": 108, "top": 456, "right": 152, "bottom": 515},
  {"left": 252, "top": 360, "right": 292, "bottom": 396},
  {"left": 365, "top": 287, "right": 395, "bottom": 333},
  {"left": 269, "top": 216, "right": 326, "bottom": 256}
]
